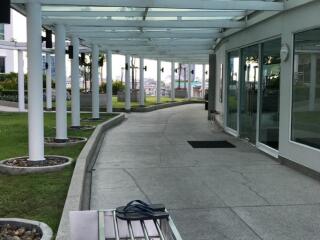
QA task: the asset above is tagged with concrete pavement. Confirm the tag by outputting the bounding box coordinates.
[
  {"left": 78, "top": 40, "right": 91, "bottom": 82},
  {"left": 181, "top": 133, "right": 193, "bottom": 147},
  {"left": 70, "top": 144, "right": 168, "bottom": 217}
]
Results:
[
  {"left": 91, "top": 104, "right": 320, "bottom": 240},
  {"left": 0, "top": 105, "right": 20, "bottom": 112}
]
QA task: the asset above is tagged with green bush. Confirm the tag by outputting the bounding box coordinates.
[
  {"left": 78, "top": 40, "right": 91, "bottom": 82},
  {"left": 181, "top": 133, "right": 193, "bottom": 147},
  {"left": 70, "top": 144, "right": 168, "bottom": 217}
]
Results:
[
  {"left": 112, "top": 80, "right": 125, "bottom": 95},
  {"left": 99, "top": 81, "right": 125, "bottom": 95},
  {"left": 99, "top": 82, "right": 106, "bottom": 93},
  {"left": 0, "top": 72, "right": 55, "bottom": 91},
  {"left": 228, "top": 95, "right": 237, "bottom": 112},
  {"left": 0, "top": 90, "right": 28, "bottom": 102},
  {"left": 0, "top": 72, "right": 28, "bottom": 90}
]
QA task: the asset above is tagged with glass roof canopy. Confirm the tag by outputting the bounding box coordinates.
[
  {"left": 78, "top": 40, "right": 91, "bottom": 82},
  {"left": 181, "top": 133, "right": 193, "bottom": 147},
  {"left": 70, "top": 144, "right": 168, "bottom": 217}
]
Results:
[{"left": 12, "top": 0, "right": 285, "bottom": 64}]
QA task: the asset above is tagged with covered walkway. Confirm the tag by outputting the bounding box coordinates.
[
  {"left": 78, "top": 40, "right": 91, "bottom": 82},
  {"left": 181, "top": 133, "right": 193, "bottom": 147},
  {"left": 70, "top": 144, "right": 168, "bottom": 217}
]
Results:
[{"left": 91, "top": 104, "right": 320, "bottom": 240}]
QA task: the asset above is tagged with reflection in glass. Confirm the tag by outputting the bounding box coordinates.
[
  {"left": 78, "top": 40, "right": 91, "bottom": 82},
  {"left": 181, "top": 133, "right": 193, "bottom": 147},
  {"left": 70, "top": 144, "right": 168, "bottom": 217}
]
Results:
[
  {"left": 259, "top": 39, "right": 281, "bottom": 149},
  {"left": 292, "top": 29, "right": 320, "bottom": 149},
  {"left": 240, "top": 45, "right": 259, "bottom": 143},
  {"left": 226, "top": 51, "right": 239, "bottom": 130}
]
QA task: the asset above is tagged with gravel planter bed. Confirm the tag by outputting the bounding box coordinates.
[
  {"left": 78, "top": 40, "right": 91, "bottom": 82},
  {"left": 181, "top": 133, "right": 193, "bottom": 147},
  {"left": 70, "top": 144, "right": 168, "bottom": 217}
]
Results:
[
  {"left": 0, "top": 218, "right": 52, "bottom": 240},
  {"left": 0, "top": 155, "right": 73, "bottom": 175},
  {"left": 44, "top": 136, "right": 87, "bottom": 147},
  {"left": 69, "top": 125, "right": 96, "bottom": 131},
  {"left": 81, "top": 117, "right": 106, "bottom": 122},
  {"left": 5, "top": 156, "right": 68, "bottom": 167}
]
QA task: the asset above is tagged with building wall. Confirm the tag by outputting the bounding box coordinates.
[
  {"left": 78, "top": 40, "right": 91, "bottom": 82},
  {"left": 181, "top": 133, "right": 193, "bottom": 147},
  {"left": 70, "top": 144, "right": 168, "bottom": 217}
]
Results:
[
  {"left": 214, "top": 1, "right": 320, "bottom": 172},
  {"left": 0, "top": 10, "right": 14, "bottom": 73}
]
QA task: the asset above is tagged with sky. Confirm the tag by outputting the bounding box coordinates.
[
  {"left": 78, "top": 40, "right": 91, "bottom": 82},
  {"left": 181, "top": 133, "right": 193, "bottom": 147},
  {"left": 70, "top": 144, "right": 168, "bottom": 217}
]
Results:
[{"left": 10, "top": 9, "right": 208, "bottom": 85}]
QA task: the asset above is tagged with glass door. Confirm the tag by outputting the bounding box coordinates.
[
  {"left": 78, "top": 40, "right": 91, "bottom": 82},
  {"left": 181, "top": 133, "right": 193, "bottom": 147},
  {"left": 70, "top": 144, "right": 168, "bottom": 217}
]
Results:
[
  {"left": 258, "top": 39, "right": 281, "bottom": 150},
  {"left": 226, "top": 51, "right": 240, "bottom": 132},
  {"left": 240, "top": 45, "right": 259, "bottom": 143}
]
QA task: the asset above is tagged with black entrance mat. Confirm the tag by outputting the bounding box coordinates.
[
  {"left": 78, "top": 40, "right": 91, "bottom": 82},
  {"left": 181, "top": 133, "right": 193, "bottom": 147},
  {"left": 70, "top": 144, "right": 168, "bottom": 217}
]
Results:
[{"left": 188, "top": 141, "right": 236, "bottom": 148}]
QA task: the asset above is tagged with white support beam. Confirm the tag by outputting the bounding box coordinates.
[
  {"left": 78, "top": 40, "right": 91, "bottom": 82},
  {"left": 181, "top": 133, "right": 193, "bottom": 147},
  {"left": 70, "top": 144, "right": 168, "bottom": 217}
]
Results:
[
  {"left": 171, "top": 62, "right": 175, "bottom": 101},
  {"left": 43, "top": 10, "right": 246, "bottom": 18},
  {"left": 91, "top": 44, "right": 100, "bottom": 119},
  {"left": 43, "top": 19, "right": 245, "bottom": 29},
  {"left": 18, "top": 50, "right": 25, "bottom": 112},
  {"left": 45, "top": 53, "right": 52, "bottom": 110},
  {"left": 89, "top": 39, "right": 214, "bottom": 46},
  {"left": 55, "top": 23, "right": 68, "bottom": 141},
  {"left": 139, "top": 58, "right": 145, "bottom": 106},
  {"left": 70, "top": 31, "right": 221, "bottom": 39},
  {"left": 106, "top": 50, "right": 113, "bottom": 113},
  {"left": 120, "top": 51, "right": 212, "bottom": 56},
  {"left": 118, "top": 54, "right": 210, "bottom": 63},
  {"left": 26, "top": 0, "right": 44, "bottom": 161},
  {"left": 71, "top": 36, "right": 81, "bottom": 127},
  {"left": 125, "top": 55, "right": 131, "bottom": 111},
  {"left": 188, "top": 64, "right": 192, "bottom": 100},
  {"left": 67, "top": 26, "right": 222, "bottom": 33},
  {"left": 202, "top": 64, "right": 206, "bottom": 98},
  {"left": 13, "top": 0, "right": 284, "bottom": 11},
  {"left": 157, "top": 60, "right": 161, "bottom": 104},
  {"left": 96, "top": 45, "right": 212, "bottom": 52}
]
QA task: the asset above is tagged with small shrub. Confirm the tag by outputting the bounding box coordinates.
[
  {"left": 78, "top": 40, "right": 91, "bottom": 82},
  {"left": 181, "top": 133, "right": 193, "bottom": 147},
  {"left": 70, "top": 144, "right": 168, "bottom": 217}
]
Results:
[{"left": 99, "top": 81, "right": 125, "bottom": 95}]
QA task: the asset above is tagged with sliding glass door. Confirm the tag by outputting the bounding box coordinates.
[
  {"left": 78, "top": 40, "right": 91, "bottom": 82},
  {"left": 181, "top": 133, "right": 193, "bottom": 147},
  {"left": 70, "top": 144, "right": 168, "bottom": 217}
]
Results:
[
  {"left": 239, "top": 45, "right": 259, "bottom": 143},
  {"left": 258, "top": 39, "right": 281, "bottom": 150},
  {"left": 226, "top": 51, "right": 240, "bottom": 131}
]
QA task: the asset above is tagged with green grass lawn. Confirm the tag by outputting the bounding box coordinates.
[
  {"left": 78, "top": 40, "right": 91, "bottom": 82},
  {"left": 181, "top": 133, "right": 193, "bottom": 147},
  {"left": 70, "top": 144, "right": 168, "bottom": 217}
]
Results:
[
  {"left": 112, "top": 96, "right": 187, "bottom": 109},
  {"left": 0, "top": 112, "right": 116, "bottom": 236},
  {"left": 54, "top": 96, "right": 191, "bottom": 110}
]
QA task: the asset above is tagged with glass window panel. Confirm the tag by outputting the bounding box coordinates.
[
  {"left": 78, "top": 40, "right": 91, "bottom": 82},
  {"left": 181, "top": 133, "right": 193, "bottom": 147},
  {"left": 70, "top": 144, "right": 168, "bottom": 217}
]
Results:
[
  {"left": 0, "top": 24, "right": 4, "bottom": 40},
  {"left": 259, "top": 38, "right": 281, "bottom": 149},
  {"left": 292, "top": 28, "right": 320, "bottom": 149},
  {"left": 0, "top": 57, "right": 5, "bottom": 73},
  {"left": 226, "top": 51, "right": 239, "bottom": 130},
  {"left": 240, "top": 45, "right": 259, "bottom": 143}
]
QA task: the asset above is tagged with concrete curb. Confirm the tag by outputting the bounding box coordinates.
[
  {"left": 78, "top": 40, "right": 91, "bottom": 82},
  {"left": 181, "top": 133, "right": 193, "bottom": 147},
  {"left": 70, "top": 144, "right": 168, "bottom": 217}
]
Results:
[
  {"left": 0, "top": 155, "right": 73, "bottom": 175},
  {"left": 0, "top": 218, "right": 53, "bottom": 240},
  {"left": 55, "top": 113, "right": 125, "bottom": 240},
  {"left": 130, "top": 100, "right": 204, "bottom": 113}
]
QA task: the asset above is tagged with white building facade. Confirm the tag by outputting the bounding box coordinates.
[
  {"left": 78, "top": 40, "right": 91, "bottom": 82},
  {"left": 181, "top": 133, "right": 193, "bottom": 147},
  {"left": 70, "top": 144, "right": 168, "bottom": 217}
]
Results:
[
  {"left": 0, "top": 11, "right": 14, "bottom": 73},
  {"left": 213, "top": 1, "right": 320, "bottom": 173}
]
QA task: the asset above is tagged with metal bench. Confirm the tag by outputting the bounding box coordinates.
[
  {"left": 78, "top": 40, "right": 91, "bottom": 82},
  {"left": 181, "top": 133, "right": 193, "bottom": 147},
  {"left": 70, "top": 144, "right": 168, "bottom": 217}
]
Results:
[{"left": 70, "top": 209, "right": 183, "bottom": 240}]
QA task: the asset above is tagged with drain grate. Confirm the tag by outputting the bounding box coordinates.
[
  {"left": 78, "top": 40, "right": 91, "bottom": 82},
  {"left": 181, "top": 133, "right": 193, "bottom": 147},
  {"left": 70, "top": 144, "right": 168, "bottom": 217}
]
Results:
[{"left": 188, "top": 141, "right": 235, "bottom": 148}]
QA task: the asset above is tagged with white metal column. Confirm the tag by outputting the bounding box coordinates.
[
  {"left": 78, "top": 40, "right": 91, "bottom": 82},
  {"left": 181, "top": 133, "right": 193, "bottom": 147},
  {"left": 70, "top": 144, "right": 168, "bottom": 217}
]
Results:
[
  {"left": 106, "top": 50, "right": 113, "bottom": 113},
  {"left": 91, "top": 44, "right": 100, "bottom": 119},
  {"left": 171, "top": 61, "right": 175, "bottom": 101},
  {"left": 55, "top": 24, "right": 68, "bottom": 140},
  {"left": 188, "top": 64, "right": 192, "bottom": 100},
  {"left": 45, "top": 53, "right": 52, "bottom": 110},
  {"left": 26, "top": 1, "right": 44, "bottom": 160},
  {"left": 18, "top": 50, "right": 25, "bottom": 112},
  {"left": 139, "top": 58, "right": 145, "bottom": 106},
  {"left": 71, "top": 36, "right": 80, "bottom": 127},
  {"left": 125, "top": 54, "right": 131, "bottom": 111},
  {"left": 157, "top": 60, "right": 161, "bottom": 103},
  {"left": 202, "top": 64, "right": 206, "bottom": 98}
]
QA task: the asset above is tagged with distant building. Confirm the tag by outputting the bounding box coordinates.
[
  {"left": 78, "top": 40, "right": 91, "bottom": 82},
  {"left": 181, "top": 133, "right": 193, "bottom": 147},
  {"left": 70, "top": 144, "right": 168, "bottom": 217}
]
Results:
[{"left": 0, "top": 13, "right": 14, "bottom": 73}]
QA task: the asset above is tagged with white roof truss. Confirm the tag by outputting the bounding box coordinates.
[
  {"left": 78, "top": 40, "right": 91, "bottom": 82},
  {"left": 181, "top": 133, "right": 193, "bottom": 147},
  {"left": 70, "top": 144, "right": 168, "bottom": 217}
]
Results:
[{"left": 11, "top": 0, "right": 290, "bottom": 63}]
